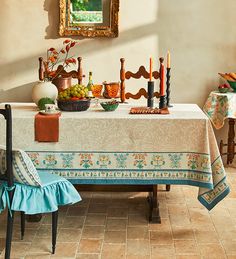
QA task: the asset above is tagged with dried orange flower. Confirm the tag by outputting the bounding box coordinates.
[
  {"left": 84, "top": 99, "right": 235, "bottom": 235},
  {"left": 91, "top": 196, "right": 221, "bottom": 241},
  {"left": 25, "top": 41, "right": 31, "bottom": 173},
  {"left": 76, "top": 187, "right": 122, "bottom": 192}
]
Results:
[{"left": 44, "top": 39, "right": 78, "bottom": 81}]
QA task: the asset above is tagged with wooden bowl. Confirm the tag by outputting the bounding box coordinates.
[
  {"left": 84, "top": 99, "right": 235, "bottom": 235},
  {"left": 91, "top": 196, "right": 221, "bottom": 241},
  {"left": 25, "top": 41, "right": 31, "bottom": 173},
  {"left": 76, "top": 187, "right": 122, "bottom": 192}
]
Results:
[{"left": 57, "top": 99, "right": 90, "bottom": 111}]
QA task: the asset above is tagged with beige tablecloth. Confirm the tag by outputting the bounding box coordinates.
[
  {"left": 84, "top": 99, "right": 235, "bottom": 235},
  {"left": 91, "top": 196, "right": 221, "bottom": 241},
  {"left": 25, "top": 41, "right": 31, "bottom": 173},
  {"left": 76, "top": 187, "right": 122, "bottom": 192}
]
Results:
[
  {"left": 0, "top": 102, "right": 229, "bottom": 210},
  {"left": 203, "top": 91, "right": 236, "bottom": 129}
]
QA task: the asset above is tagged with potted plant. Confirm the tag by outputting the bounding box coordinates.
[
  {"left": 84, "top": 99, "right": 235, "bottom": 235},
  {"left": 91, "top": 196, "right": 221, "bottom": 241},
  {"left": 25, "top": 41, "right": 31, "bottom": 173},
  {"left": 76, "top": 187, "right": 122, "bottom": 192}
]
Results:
[{"left": 32, "top": 40, "right": 78, "bottom": 106}]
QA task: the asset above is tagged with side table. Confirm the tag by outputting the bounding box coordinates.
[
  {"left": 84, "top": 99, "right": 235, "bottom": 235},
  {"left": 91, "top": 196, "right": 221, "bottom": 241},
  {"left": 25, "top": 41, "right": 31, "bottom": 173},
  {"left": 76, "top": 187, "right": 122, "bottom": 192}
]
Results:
[{"left": 203, "top": 91, "right": 236, "bottom": 164}]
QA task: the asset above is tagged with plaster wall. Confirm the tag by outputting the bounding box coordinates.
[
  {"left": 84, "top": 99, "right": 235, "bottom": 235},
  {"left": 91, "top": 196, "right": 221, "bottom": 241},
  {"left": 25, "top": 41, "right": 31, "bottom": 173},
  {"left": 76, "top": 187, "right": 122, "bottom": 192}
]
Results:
[{"left": 0, "top": 0, "right": 236, "bottom": 150}]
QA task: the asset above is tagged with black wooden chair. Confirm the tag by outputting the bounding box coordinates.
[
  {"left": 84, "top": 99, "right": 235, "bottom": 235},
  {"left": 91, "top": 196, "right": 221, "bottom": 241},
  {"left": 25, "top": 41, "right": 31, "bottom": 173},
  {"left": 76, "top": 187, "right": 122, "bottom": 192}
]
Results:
[
  {"left": 0, "top": 104, "right": 81, "bottom": 259},
  {"left": 0, "top": 104, "right": 14, "bottom": 259}
]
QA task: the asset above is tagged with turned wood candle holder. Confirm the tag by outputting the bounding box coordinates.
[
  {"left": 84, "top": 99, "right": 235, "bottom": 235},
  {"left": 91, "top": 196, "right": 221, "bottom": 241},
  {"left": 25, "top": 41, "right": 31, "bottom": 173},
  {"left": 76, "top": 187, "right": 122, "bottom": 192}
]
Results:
[
  {"left": 147, "top": 81, "right": 154, "bottom": 108},
  {"left": 166, "top": 68, "right": 172, "bottom": 107},
  {"left": 159, "top": 95, "right": 166, "bottom": 109}
]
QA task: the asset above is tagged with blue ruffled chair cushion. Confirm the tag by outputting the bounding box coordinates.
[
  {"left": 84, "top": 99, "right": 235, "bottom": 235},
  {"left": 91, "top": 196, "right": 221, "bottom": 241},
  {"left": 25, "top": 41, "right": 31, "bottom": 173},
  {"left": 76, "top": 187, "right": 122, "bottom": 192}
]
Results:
[{"left": 0, "top": 171, "right": 81, "bottom": 214}]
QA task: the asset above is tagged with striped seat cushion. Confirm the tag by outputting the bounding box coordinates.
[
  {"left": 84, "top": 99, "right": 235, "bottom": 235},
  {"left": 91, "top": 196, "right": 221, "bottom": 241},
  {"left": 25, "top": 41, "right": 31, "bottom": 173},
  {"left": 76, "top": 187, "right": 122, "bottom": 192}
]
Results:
[{"left": 0, "top": 146, "right": 41, "bottom": 187}]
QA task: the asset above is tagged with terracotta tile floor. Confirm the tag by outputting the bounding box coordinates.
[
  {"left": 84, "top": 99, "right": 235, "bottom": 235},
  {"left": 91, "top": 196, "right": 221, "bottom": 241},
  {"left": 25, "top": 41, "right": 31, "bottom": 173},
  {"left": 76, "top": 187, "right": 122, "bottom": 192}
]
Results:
[{"left": 0, "top": 167, "right": 236, "bottom": 259}]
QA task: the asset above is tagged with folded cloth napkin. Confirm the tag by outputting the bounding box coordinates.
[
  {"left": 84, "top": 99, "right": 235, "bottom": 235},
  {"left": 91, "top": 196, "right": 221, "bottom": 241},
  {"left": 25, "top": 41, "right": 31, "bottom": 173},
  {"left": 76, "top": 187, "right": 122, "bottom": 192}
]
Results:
[{"left": 35, "top": 113, "right": 61, "bottom": 142}]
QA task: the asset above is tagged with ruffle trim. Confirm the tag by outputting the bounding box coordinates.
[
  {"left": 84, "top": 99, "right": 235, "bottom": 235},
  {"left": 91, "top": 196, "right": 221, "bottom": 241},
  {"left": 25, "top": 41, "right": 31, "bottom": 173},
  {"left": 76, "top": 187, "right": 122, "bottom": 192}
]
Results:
[{"left": 0, "top": 177, "right": 81, "bottom": 215}]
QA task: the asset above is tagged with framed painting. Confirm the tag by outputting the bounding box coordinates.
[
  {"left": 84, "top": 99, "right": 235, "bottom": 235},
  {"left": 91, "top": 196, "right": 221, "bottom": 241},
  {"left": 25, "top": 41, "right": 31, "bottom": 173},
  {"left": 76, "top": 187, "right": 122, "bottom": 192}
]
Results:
[{"left": 59, "top": 0, "right": 119, "bottom": 37}]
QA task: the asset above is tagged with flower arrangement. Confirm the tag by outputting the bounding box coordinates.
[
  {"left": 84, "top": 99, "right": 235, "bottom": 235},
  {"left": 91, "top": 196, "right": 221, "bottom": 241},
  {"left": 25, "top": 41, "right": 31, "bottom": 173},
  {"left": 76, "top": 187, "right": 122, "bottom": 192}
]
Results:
[{"left": 43, "top": 39, "right": 78, "bottom": 81}]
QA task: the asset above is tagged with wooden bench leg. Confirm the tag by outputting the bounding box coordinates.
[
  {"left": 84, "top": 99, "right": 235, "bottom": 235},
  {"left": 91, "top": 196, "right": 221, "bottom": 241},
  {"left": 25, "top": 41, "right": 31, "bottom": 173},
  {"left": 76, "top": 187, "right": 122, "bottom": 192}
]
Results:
[
  {"left": 147, "top": 185, "right": 161, "bottom": 223},
  {"left": 26, "top": 214, "right": 42, "bottom": 222},
  {"left": 227, "top": 119, "right": 235, "bottom": 164},
  {"left": 166, "top": 184, "right": 171, "bottom": 191}
]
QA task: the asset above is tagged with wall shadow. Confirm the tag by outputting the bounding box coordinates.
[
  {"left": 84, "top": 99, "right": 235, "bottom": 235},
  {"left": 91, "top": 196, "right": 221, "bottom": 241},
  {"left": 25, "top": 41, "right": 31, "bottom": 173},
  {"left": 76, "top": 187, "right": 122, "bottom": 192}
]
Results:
[
  {"left": 44, "top": 0, "right": 61, "bottom": 39},
  {"left": 0, "top": 1, "right": 160, "bottom": 102},
  {"left": 0, "top": 18, "right": 159, "bottom": 77},
  {"left": 0, "top": 82, "right": 37, "bottom": 103}
]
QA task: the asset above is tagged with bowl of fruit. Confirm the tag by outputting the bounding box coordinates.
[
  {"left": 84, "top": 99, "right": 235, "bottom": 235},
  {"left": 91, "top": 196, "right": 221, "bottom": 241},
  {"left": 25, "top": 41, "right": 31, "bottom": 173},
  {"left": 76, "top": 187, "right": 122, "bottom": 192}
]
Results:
[
  {"left": 218, "top": 73, "right": 236, "bottom": 92},
  {"left": 227, "top": 81, "right": 236, "bottom": 92},
  {"left": 57, "top": 84, "right": 91, "bottom": 111},
  {"left": 218, "top": 84, "right": 230, "bottom": 93},
  {"left": 100, "top": 100, "right": 119, "bottom": 111}
]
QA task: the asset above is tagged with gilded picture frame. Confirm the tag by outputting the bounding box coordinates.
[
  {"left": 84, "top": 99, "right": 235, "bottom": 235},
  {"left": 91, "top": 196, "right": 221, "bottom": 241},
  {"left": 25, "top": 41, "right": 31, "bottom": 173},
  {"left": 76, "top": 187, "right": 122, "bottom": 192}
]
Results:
[{"left": 59, "top": 0, "right": 119, "bottom": 38}]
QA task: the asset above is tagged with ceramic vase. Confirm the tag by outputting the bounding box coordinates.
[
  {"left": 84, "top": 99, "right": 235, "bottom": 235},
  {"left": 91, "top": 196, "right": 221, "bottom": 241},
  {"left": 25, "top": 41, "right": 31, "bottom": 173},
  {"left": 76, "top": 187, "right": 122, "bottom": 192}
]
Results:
[{"left": 32, "top": 81, "right": 58, "bottom": 105}]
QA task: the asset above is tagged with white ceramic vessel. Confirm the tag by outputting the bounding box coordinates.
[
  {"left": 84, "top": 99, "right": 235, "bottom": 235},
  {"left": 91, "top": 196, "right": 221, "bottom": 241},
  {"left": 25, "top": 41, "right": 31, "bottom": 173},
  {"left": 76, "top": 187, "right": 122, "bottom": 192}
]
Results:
[{"left": 32, "top": 81, "right": 58, "bottom": 105}]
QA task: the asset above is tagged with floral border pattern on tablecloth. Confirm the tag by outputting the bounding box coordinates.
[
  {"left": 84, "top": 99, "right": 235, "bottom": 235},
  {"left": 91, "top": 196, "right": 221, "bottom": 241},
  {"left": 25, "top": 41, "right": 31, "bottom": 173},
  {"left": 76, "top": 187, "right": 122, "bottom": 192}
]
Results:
[
  {"left": 203, "top": 91, "right": 236, "bottom": 129},
  {"left": 27, "top": 151, "right": 230, "bottom": 211}
]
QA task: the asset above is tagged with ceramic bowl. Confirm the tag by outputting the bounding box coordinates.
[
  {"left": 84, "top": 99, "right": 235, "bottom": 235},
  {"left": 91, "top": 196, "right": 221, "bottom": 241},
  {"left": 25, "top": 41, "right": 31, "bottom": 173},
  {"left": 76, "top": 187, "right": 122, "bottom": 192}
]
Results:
[
  {"left": 227, "top": 81, "right": 236, "bottom": 92},
  {"left": 57, "top": 99, "right": 90, "bottom": 111},
  {"left": 100, "top": 101, "right": 119, "bottom": 111}
]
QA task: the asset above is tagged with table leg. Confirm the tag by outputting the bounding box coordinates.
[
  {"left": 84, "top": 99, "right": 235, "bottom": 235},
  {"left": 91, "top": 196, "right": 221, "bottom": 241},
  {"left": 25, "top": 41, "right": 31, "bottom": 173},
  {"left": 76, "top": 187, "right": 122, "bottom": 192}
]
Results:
[
  {"left": 227, "top": 119, "right": 235, "bottom": 164},
  {"left": 166, "top": 184, "right": 171, "bottom": 192},
  {"left": 147, "top": 185, "right": 161, "bottom": 223},
  {"left": 219, "top": 140, "right": 224, "bottom": 156}
]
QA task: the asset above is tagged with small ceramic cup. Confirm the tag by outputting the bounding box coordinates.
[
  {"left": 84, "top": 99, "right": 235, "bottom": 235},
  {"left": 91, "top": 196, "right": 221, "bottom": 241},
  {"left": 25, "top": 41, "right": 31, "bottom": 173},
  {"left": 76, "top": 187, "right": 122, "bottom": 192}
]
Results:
[
  {"left": 103, "top": 82, "right": 120, "bottom": 98},
  {"left": 45, "top": 104, "right": 56, "bottom": 113}
]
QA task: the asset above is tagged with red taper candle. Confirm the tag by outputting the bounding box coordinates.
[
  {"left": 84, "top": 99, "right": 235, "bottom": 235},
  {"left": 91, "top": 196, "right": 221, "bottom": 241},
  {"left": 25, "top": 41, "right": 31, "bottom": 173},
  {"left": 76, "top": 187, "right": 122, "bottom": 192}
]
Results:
[{"left": 160, "top": 64, "right": 165, "bottom": 96}]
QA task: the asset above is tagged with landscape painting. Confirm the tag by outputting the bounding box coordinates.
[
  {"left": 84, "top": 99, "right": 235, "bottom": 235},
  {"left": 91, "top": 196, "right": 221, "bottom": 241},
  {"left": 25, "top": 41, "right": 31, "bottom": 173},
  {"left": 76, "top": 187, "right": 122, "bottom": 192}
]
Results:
[{"left": 70, "top": 0, "right": 103, "bottom": 23}]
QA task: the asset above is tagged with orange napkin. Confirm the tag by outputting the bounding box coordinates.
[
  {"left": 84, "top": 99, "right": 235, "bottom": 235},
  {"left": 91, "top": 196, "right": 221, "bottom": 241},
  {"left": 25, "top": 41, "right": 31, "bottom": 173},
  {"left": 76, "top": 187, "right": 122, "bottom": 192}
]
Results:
[{"left": 35, "top": 113, "right": 61, "bottom": 142}]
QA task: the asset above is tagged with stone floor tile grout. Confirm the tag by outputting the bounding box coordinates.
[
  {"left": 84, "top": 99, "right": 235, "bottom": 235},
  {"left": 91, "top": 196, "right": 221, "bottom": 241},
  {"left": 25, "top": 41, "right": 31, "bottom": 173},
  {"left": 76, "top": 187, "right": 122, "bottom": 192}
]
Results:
[{"left": 75, "top": 196, "right": 91, "bottom": 257}]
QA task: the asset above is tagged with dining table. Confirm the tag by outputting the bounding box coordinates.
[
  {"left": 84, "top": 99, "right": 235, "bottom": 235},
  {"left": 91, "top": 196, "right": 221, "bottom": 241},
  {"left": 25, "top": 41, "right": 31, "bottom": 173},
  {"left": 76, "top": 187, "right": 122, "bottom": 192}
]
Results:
[
  {"left": 0, "top": 101, "right": 230, "bottom": 223},
  {"left": 203, "top": 91, "right": 236, "bottom": 164}
]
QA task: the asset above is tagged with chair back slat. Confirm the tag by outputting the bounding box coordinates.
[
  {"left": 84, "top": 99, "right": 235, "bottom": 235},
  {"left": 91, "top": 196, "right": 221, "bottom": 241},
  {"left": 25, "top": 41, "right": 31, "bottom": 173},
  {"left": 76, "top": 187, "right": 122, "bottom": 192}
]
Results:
[
  {"left": 0, "top": 104, "right": 14, "bottom": 187},
  {"left": 39, "top": 56, "right": 84, "bottom": 85},
  {"left": 125, "top": 66, "right": 160, "bottom": 80},
  {"left": 120, "top": 58, "right": 165, "bottom": 103}
]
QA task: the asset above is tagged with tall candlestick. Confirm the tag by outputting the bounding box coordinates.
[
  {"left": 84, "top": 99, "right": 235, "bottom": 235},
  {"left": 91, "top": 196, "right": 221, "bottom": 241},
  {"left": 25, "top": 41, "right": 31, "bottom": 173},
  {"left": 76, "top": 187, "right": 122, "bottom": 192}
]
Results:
[
  {"left": 147, "top": 81, "right": 154, "bottom": 108},
  {"left": 160, "top": 64, "right": 165, "bottom": 96},
  {"left": 159, "top": 94, "right": 166, "bottom": 109},
  {"left": 167, "top": 51, "right": 171, "bottom": 69},
  {"left": 166, "top": 67, "right": 172, "bottom": 107},
  {"left": 149, "top": 57, "right": 153, "bottom": 81}
]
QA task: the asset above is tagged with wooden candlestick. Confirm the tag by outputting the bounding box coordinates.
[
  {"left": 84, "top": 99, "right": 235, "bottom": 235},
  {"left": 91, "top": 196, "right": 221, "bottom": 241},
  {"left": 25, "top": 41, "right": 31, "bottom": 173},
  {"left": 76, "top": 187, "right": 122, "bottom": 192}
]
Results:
[
  {"left": 147, "top": 81, "right": 154, "bottom": 108},
  {"left": 159, "top": 57, "right": 165, "bottom": 96},
  {"left": 159, "top": 95, "right": 166, "bottom": 109},
  {"left": 166, "top": 68, "right": 172, "bottom": 107}
]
